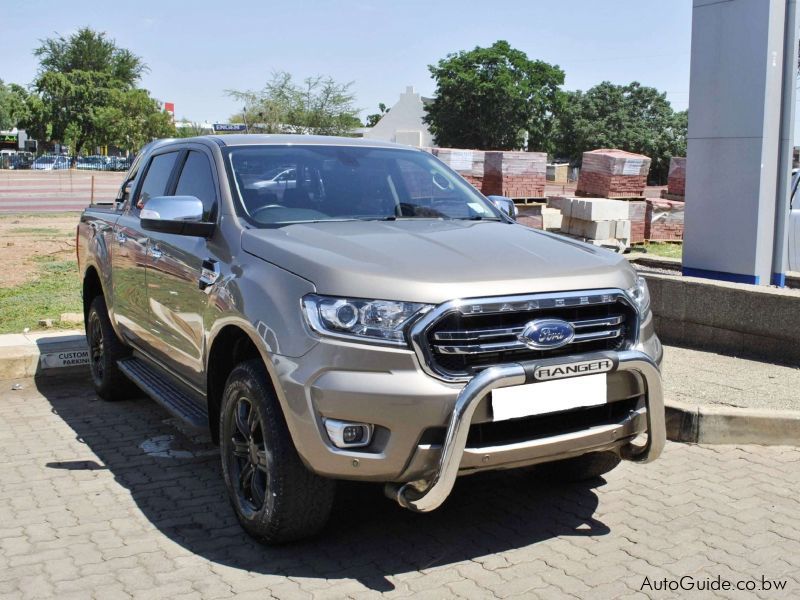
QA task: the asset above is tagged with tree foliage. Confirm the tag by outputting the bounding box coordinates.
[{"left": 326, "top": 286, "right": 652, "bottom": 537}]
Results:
[
  {"left": 227, "top": 72, "right": 362, "bottom": 136},
  {"left": 423, "top": 40, "right": 564, "bottom": 151},
  {"left": 554, "top": 81, "right": 686, "bottom": 184},
  {"left": 0, "top": 80, "right": 49, "bottom": 141},
  {"left": 95, "top": 89, "right": 175, "bottom": 151},
  {"left": 0, "top": 80, "right": 30, "bottom": 130},
  {"left": 365, "top": 102, "right": 389, "bottom": 128},
  {"left": 31, "top": 27, "right": 172, "bottom": 154}
]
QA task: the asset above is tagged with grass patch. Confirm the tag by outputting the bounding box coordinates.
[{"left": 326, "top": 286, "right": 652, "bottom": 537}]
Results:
[
  {"left": 9, "top": 227, "right": 62, "bottom": 235},
  {"left": 0, "top": 259, "right": 82, "bottom": 333},
  {"left": 0, "top": 212, "right": 78, "bottom": 221},
  {"left": 640, "top": 242, "right": 682, "bottom": 260}
]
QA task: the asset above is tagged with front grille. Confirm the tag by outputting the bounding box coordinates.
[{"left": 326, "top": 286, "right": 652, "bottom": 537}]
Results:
[{"left": 412, "top": 290, "right": 638, "bottom": 381}]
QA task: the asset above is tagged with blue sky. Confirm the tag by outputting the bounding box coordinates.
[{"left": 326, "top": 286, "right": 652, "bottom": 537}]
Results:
[{"left": 2, "top": 0, "right": 693, "bottom": 123}]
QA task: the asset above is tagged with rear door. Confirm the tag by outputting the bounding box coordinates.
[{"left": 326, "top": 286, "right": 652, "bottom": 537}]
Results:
[
  {"left": 111, "top": 149, "right": 181, "bottom": 347},
  {"left": 143, "top": 146, "right": 221, "bottom": 388}
]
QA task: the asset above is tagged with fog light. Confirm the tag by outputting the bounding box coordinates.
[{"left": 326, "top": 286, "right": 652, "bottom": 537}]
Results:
[{"left": 324, "top": 419, "right": 373, "bottom": 449}]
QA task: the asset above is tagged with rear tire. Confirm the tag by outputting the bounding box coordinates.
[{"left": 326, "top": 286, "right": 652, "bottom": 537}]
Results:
[
  {"left": 86, "top": 295, "right": 133, "bottom": 401},
  {"left": 537, "top": 451, "right": 621, "bottom": 482},
  {"left": 220, "top": 359, "right": 335, "bottom": 544}
]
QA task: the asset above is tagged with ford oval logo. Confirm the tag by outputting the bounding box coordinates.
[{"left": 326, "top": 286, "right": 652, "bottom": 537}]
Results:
[{"left": 518, "top": 319, "right": 575, "bottom": 350}]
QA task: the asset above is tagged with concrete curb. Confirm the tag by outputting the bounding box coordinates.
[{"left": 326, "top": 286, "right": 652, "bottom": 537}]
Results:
[
  {"left": 665, "top": 400, "right": 800, "bottom": 446},
  {"left": 0, "top": 331, "right": 88, "bottom": 380}
]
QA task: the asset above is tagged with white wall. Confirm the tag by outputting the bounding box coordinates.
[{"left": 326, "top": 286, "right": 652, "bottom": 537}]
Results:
[{"left": 364, "top": 86, "right": 435, "bottom": 148}]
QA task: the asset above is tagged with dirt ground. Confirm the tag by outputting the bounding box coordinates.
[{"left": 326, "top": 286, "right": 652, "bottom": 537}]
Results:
[{"left": 0, "top": 212, "right": 80, "bottom": 288}]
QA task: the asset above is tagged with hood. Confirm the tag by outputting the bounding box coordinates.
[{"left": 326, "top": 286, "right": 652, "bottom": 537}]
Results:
[{"left": 241, "top": 220, "right": 636, "bottom": 304}]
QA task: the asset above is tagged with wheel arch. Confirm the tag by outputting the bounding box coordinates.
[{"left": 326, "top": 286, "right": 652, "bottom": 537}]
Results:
[
  {"left": 82, "top": 265, "right": 104, "bottom": 324},
  {"left": 206, "top": 321, "right": 280, "bottom": 444}
]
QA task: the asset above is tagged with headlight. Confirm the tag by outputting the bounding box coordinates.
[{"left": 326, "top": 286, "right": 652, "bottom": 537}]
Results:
[
  {"left": 302, "top": 294, "right": 432, "bottom": 345},
  {"left": 628, "top": 275, "right": 651, "bottom": 314}
]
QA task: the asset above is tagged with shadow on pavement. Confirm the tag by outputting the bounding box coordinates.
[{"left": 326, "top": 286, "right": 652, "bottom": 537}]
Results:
[{"left": 39, "top": 377, "right": 610, "bottom": 592}]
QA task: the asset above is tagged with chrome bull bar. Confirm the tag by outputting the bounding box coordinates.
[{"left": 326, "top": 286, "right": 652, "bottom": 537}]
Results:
[{"left": 388, "top": 350, "right": 665, "bottom": 512}]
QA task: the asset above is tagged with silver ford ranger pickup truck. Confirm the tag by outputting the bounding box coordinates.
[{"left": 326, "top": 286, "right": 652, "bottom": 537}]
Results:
[{"left": 77, "top": 135, "right": 665, "bottom": 543}]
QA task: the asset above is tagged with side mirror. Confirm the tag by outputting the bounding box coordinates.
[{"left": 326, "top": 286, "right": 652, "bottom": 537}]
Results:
[
  {"left": 487, "top": 195, "right": 518, "bottom": 220},
  {"left": 140, "top": 196, "right": 215, "bottom": 237}
]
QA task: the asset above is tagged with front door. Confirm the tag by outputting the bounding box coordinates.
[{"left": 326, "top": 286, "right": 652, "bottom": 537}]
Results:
[{"left": 144, "top": 148, "right": 221, "bottom": 389}]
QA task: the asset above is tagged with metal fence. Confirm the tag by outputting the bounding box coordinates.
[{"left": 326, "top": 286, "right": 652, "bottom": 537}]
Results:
[{"left": 0, "top": 152, "right": 132, "bottom": 172}]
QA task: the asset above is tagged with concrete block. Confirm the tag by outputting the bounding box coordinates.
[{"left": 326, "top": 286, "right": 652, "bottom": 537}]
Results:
[
  {"left": 571, "top": 198, "right": 629, "bottom": 221},
  {"left": 568, "top": 218, "right": 630, "bottom": 241},
  {"left": 615, "top": 220, "right": 631, "bottom": 238},
  {"left": 547, "top": 196, "right": 573, "bottom": 216},
  {"left": 541, "top": 207, "right": 563, "bottom": 230}
]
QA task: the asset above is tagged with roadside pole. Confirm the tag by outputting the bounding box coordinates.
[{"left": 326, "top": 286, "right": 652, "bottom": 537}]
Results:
[{"left": 772, "top": 0, "right": 799, "bottom": 286}]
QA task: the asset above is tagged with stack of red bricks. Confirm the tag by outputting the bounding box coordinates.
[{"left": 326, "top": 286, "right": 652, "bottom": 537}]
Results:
[
  {"left": 430, "top": 148, "right": 485, "bottom": 189},
  {"left": 576, "top": 149, "right": 651, "bottom": 198},
  {"left": 645, "top": 199, "right": 685, "bottom": 241},
  {"left": 482, "top": 151, "right": 547, "bottom": 198},
  {"left": 627, "top": 201, "right": 647, "bottom": 244},
  {"left": 667, "top": 157, "right": 686, "bottom": 197}
]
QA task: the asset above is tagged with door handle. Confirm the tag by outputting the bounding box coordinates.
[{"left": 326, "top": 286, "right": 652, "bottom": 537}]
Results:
[
  {"left": 115, "top": 231, "right": 127, "bottom": 245},
  {"left": 199, "top": 259, "right": 220, "bottom": 292},
  {"left": 149, "top": 244, "right": 163, "bottom": 260}
]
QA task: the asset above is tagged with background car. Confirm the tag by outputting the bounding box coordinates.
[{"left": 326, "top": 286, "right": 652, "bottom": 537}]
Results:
[
  {"left": 76, "top": 155, "right": 112, "bottom": 170},
  {"left": 31, "top": 155, "right": 70, "bottom": 170},
  {"left": 109, "top": 156, "right": 132, "bottom": 171}
]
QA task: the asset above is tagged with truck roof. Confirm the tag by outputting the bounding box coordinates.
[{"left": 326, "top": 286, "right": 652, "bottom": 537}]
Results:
[{"left": 176, "top": 134, "right": 416, "bottom": 150}]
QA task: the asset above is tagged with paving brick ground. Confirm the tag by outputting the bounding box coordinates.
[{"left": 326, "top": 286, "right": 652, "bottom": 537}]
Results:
[{"left": 1, "top": 377, "right": 798, "bottom": 599}]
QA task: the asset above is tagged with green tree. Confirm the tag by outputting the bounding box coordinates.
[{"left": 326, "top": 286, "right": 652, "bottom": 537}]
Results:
[
  {"left": 365, "top": 102, "right": 389, "bottom": 127},
  {"left": 423, "top": 40, "right": 565, "bottom": 151},
  {"left": 0, "top": 79, "right": 27, "bottom": 129},
  {"left": 95, "top": 89, "right": 175, "bottom": 152},
  {"left": 227, "top": 71, "right": 362, "bottom": 136},
  {"left": 554, "top": 81, "right": 687, "bottom": 184},
  {"left": 32, "top": 27, "right": 164, "bottom": 155},
  {"left": 0, "top": 81, "right": 49, "bottom": 140}
]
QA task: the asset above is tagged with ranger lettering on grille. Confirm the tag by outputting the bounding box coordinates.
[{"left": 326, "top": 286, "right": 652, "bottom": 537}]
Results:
[{"left": 533, "top": 358, "right": 615, "bottom": 381}]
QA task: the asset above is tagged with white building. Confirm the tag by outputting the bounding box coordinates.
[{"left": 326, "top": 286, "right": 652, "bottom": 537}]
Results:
[{"left": 364, "top": 86, "right": 435, "bottom": 148}]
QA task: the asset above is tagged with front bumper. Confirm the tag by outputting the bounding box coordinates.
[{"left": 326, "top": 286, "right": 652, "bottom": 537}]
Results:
[
  {"left": 273, "top": 335, "right": 657, "bottom": 482},
  {"left": 386, "top": 349, "right": 665, "bottom": 512}
]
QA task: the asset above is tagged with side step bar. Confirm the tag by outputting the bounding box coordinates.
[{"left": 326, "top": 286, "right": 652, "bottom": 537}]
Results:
[{"left": 118, "top": 357, "right": 208, "bottom": 429}]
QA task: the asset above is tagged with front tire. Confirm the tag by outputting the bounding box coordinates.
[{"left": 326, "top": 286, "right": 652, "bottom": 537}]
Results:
[
  {"left": 86, "top": 295, "right": 133, "bottom": 400},
  {"left": 220, "top": 359, "right": 335, "bottom": 544}
]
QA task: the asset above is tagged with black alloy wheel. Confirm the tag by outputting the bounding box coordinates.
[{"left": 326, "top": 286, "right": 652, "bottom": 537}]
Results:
[{"left": 228, "top": 396, "right": 270, "bottom": 515}]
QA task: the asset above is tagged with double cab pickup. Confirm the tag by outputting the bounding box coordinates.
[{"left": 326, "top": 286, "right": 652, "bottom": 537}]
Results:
[{"left": 78, "top": 135, "right": 665, "bottom": 543}]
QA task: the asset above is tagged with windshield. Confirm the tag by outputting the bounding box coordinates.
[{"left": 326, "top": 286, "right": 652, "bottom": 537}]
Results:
[{"left": 224, "top": 145, "right": 501, "bottom": 225}]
